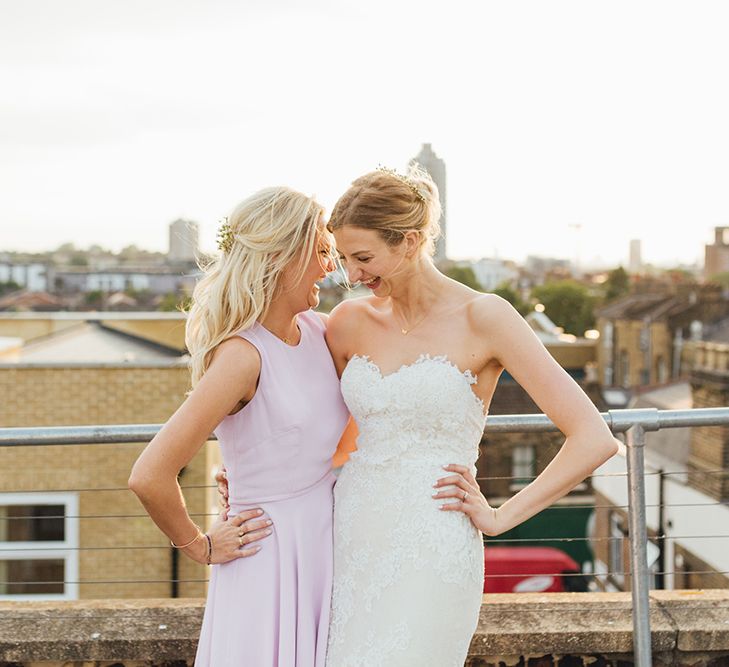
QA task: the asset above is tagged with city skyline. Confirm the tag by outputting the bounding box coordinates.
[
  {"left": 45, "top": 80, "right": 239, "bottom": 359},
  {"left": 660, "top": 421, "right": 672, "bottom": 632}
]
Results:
[{"left": 2, "top": 1, "right": 728, "bottom": 267}]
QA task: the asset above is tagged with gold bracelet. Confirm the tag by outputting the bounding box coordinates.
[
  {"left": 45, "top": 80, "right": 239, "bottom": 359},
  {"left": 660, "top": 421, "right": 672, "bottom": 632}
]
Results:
[{"left": 170, "top": 530, "right": 202, "bottom": 549}]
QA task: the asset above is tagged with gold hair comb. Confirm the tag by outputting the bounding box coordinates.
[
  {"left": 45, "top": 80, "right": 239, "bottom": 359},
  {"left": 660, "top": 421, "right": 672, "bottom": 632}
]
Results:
[
  {"left": 216, "top": 217, "right": 234, "bottom": 253},
  {"left": 376, "top": 165, "right": 426, "bottom": 202}
]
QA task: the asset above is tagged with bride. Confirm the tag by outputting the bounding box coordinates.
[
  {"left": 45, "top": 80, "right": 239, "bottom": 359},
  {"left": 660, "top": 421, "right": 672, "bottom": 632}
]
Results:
[{"left": 323, "top": 165, "right": 618, "bottom": 666}]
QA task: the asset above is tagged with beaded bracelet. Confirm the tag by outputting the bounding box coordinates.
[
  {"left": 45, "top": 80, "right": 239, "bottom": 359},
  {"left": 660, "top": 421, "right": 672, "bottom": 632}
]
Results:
[{"left": 204, "top": 533, "right": 213, "bottom": 565}]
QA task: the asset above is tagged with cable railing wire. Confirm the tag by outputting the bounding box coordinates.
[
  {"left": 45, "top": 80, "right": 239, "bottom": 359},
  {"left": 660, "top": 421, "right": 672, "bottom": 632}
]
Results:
[
  {"left": 3, "top": 497, "right": 729, "bottom": 523},
  {"left": 3, "top": 533, "right": 728, "bottom": 553},
  {"left": 3, "top": 468, "right": 726, "bottom": 496},
  {"left": 0, "top": 468, "right": 725, "bottom": 496}
]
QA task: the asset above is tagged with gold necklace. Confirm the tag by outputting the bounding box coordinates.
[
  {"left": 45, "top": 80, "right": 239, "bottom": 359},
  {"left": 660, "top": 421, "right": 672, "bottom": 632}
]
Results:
[
  {"left": 263, "top": 318, "right": 299, "bottom": 345},
  {"left": 394, "top": 302, "right": 436, "bottom": 335}
]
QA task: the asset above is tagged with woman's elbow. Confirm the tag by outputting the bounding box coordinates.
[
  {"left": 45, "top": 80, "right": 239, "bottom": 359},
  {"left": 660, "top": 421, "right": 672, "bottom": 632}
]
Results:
[
  {"left": 128, "top": 462, "right": 154, "bottom": 499},
  {"left": 593, "top": 434, "right": 620, "bottom": 467}
]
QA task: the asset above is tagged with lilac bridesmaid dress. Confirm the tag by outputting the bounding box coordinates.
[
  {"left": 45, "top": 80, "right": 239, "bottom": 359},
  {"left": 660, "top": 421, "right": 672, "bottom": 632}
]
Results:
[{"left": 195, "top": 309, "right": 349, "bottom": 666}]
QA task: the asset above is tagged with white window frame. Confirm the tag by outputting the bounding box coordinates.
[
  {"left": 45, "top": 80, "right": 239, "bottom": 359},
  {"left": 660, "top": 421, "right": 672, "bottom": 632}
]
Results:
[
  {"left": 0, "top": 492, "right": 79, "bottom": 600},
  {"left": 510, "top": 445, "right": 536, "bottom": 491}
]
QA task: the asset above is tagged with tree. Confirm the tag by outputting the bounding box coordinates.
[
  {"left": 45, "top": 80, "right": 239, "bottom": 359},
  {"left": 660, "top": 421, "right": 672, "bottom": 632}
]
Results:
[
  {"left": 531, "top": 280, "right": 596, "bottom": 336},
  {"left": 444, "top": 265, "right": 483, "bottom": 291},
  {"left": 158, "top": 292, "right": 191, "bottom": 312},
  {"left": 710, "top": 272, "right": 729, "bottom": 287},
  {"left": 0, "top": 280, "right": 20, "bottom": 297},
  {"left": 603, "top": 266, "right": 630, "bottom": 302},
  {"left": 84, "top": 290, "right": 103, "bottom": 307},
  {"left": 492, "top": 282, "right": 530, "bottom": 315}
]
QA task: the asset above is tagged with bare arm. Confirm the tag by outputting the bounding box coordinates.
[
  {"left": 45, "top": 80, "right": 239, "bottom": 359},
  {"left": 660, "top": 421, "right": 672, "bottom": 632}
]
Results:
[
  {"left": 435, "top": 295, "right": 618, "bottom": 535},
  {"left": 128, "top": 337, "right": 271, "bottom": 562}
]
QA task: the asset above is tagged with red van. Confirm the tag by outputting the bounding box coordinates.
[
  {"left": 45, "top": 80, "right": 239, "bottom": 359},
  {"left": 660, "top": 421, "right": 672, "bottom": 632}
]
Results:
[{"left": 483, "top": 546, "right": 588, "bottom": 593}]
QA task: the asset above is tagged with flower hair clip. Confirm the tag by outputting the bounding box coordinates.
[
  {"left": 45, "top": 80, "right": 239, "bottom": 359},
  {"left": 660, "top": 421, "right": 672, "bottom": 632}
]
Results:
[
  {"left": 216, "top": 217, "right": 234, "bottom": 254},
  {"left": 376, "top": 165, "right": 426, "bottom": 202}
]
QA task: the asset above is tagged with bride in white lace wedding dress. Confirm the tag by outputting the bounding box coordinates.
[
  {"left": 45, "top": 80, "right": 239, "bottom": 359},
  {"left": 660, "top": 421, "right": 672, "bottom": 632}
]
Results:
[
  {"left": 326, "top": 354, "right": 486, "bottom": 666},
  {"left": 324, "top": 165, "right": 618, "bottom": 667}
]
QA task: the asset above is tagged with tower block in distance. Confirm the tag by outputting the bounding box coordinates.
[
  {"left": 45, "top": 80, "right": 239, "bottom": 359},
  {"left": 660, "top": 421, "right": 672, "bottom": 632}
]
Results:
[{"left": 410, "top": 143, "right": 447, "bottom": 262}]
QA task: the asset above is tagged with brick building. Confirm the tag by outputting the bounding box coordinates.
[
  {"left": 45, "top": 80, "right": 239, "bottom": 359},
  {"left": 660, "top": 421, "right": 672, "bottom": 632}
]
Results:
[
  {"left": 0, "top": 313, "right": 215, "bottom": 600},
  {"left": 590, "top": 340, "right": 729, "bottom": 592},
  {"left": 595, "top": 286, "right": 729, "bottom": 390}
]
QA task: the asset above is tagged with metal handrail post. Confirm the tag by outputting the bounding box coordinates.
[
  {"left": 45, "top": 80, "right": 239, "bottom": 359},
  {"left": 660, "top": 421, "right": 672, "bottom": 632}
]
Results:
[{"left": 626, "top": 423, "right": 652, "bottom": 666}]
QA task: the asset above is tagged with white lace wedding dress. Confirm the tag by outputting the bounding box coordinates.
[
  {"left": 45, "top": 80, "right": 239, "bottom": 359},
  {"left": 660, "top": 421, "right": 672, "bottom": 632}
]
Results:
[{"left": 327, "top": 354, "right": 487, "bottom": 667}]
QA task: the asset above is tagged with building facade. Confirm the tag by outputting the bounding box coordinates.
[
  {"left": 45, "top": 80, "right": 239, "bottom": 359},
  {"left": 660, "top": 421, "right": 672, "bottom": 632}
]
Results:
[
  {"left": 0, "top": 313, "right": 216, "bottom": 601},
  {"left": 705, "top": 226, "right": 729, "bottom": 280},
  {"left": 0, "top": 262, "right": 49, "bottom": 292},
  {"left": 628, "top": 239, "right": 642, "bottom": 275},
  {"left": 410, "top": 143, "right": 447, "bottom": 262},
  {"left": 168, "top": 219, "right": 199, "bottom": 264},
  {"left": 596, "top": 288, "right": 729, "bottom": 390},
  {"left": 590, "top": 340, "right": 729, "bottom": 592}
]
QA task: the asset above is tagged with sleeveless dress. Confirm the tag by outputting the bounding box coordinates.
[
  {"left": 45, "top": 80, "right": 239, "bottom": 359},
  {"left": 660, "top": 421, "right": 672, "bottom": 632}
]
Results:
[
  {"left": 327, "top": 354, "right": 487, "bottom": 667},
  {"left": 195, "top": 310, "right": 349, "bottom": 667}
]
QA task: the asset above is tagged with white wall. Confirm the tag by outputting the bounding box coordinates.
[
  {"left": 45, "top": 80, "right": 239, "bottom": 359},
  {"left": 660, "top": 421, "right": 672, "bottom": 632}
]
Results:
[{"left": 592, "top": 446, "right": 729, "bottom": 589}]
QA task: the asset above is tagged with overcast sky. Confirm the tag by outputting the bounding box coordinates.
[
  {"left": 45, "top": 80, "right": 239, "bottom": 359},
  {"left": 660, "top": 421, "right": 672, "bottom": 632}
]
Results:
[{"left": 2, "top": 0, "right": 728, "bottom": 267}]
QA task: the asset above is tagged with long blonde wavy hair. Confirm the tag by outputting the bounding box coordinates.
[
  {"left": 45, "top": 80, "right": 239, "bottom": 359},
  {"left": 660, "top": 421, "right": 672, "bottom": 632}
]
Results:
[{"left": 186, "top": 187, "right": 325, "bottom": 388}]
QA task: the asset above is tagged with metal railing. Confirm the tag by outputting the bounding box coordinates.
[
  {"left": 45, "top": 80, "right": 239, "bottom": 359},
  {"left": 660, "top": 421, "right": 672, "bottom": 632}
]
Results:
[{"left": 2, "top": 406, "right": 729, "bottom": 666}]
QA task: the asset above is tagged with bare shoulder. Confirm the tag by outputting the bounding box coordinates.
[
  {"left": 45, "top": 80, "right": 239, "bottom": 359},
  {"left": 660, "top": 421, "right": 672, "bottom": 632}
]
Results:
[
  {"left": 207, "top": 335, "right": 261, "bottom": 380},
  {"left": 327, "top": 296, "right": 375, "bottom": 334},
  {"left": 326, "top": 296, "right": 376, "bottom": 361},
  {"left": 467, "top": 293, "right": 518, "bottom": 332},
  {"left": 184, "top": 334, "right": 262, "bottom": 418}
]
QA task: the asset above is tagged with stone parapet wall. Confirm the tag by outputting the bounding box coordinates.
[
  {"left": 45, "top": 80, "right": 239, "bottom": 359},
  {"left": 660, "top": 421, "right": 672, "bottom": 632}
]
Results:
[{"left": 1, "top": 591, "right": 728, "bottom": 666}]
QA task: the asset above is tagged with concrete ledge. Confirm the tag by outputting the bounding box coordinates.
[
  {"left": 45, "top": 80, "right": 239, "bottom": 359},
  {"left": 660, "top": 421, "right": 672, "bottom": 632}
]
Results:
[
  {"left": 0, "top": 591, "right": 728, "bottom": 664},
  {"left": 0, "top": 599, "right": 201, "bottom": 662},
  {"left": 471, "top": 592, "right": 676, "bottom": 655},
  {"left": 651, "top": 589, "right": 729, "bottom": 652}
]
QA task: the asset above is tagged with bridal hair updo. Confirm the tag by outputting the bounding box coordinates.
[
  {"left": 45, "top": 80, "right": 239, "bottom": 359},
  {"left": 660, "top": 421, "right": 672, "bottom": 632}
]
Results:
[
  {"left": 327, "top": 163, "right": 442, "bottom": 256},
  {"left": 185, "top": 187, "right": 325, "bottom": 387}
]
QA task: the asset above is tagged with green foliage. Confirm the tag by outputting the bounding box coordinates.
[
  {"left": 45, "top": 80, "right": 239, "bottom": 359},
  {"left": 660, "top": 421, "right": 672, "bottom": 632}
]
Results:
[
  {"left": 531, "top": 280, "right": 596, "bottom": 336},
  {"left": 444, "top": 265, "right": 483, "bottom": 291},
  {"left": 492, "top": 282, "right": 530, "bottom": 315},
  {"left": 710, "top": 272, "right": 729, "bottom": 287},
  {"left": 158, "top": 292, "right": 191, "bottom": 312},
  {"left": 0, "top": 280, "right": 21, "bottom": 297},
  {"left": 84, "top": 290, "right": 103, "bottom": 306},
  {"left": 603, "top": 266, "right": 630, "bottom": 302},
  {"left": 69, "top": 254, "right": 89, "bottom": 266}
]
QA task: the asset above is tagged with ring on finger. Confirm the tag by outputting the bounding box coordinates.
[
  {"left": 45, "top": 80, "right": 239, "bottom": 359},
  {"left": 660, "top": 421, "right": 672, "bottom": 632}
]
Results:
[
  {"left": 462, "top": 491, "right": 469, "bottom": 502},
  {"left": 238, "top": 535, "right": 244, "bottom": 547}
]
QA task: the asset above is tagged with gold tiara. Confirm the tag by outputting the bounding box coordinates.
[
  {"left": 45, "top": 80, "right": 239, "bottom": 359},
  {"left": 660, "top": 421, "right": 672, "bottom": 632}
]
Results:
[
  {"left": 216, "top": 217, "right": 234, "bottom": 253},
  {"left": 376, "top": 165, "right": 426, "bottom": 202}
]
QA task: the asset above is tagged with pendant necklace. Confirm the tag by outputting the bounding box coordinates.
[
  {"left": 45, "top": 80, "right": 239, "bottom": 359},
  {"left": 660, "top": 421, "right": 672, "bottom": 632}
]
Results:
[
  {"left": 395, "top": 301, "right": 436, "bottom": 336},
  {"left": 265, "top": 317, "right": 299, "bottom": 345}
]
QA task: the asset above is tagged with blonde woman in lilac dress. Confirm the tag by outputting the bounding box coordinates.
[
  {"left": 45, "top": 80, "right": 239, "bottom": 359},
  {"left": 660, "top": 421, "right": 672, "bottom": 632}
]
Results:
[{"left": 129, "top": 187, "right": 349, "bottom": 666}]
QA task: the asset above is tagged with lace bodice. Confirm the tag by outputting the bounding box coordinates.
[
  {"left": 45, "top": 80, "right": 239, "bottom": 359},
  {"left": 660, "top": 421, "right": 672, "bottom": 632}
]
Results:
[
  {"left": 327, "top": 354, "right": 486, "bottom": 666},
  {"left": 340, "top": 354, "right": 487, "bottom": 466}
]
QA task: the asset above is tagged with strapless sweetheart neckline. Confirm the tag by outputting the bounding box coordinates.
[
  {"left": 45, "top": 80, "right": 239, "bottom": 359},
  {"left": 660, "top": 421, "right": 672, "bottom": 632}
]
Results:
[{"left": 344, "top": 353, "right": 488, "bottom": 418}]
